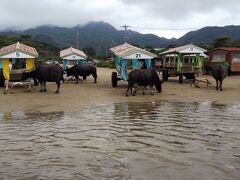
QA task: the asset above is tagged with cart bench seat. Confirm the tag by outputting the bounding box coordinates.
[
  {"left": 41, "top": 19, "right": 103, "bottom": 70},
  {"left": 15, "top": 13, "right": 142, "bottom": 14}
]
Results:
[{"left": 9, "top": 69, "right": 25, "bottom": 81}]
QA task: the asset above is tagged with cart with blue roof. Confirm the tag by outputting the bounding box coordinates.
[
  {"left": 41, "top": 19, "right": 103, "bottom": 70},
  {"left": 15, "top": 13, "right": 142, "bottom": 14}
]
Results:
[{"left": 110, "top": 43, "right": 157, "bottom": 87}]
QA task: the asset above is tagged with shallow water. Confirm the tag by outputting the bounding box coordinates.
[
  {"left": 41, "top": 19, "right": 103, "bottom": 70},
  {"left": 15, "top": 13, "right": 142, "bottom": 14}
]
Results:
[{"left": 0, "top": 101, "right": 240, "bottom": 180}]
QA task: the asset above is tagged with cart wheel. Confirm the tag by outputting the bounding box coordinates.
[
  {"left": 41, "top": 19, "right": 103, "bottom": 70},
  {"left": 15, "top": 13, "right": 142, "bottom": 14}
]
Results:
[
  {"left": 162, "top": 69, "right": 168, "bottom": 81},
  {"left": 112, "top": 72, "right": 118, "bottom": 87},
  {"left": 83, "top": 76, "right": 87, "bottom": 80},
  {"left": 179, "top": 75, "right": 183, "bottom": 83}
]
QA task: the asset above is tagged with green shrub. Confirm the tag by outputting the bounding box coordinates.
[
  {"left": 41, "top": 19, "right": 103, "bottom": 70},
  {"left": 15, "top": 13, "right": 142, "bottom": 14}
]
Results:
[{"left": 97, "top": 61, "right": 114, "bottom": 68}]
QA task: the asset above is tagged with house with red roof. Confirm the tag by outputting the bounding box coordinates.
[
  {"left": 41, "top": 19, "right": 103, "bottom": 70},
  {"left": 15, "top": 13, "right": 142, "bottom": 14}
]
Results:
[{"left": 207, "top": 47, "right": 240, "bottom": 73}]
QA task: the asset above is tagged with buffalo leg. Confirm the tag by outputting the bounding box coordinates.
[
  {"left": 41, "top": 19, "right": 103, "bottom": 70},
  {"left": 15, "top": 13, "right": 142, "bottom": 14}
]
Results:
[
  {"left": 75, "top": 76, "right": 79, "bottom": 84},
  {"left": 44, "top": 82, "right": 47, "bottom": 92},
  {"left": 142, "top": 87, "right": 146, "bottom": 95},
  {"left": 40, "top": 83, "right": 44, "bottom": 92},
  {"left": 131, "top": 85, "right": 136, "bottom": 96},
  {"left": 216, "top": 80, "right": 219, "bottom": 90},
  {"left": 131, "top": 83, "right": 137, "bottom": 96},
  {"left": 126, "top": 83, "right": 133, "bottom": 97},
  {"left": 33, "top": 78, "right": 39, "bottom": 86},
  {"left": 131, "top": 87, "right": 136, "bottom": 96},
  {"left": 150, "top": 85, "right": 155, "bottom": 95},
  {"left": 55, "top": 81, "right": 60, "bottom": 94},
  {"left": 126, "top": 85, "right": 130, "bottom": 97},
  {"left": 126, "top": 82, "right": 137, "bottom": 96},
  {"left": 92, "top": 74, "right": 97, "bottom": 83},
  {"left": 219, "top": 80, "right": 223, "bottom": 91}
]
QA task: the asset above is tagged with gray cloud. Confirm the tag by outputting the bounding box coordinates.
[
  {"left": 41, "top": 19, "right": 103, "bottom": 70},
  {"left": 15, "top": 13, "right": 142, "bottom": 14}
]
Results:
[
  {"left": 119, "top": 0, "right": 240, "bottom": 20},
  {"left": 0, "top": 0, "right": 240, "bottom": 38}
]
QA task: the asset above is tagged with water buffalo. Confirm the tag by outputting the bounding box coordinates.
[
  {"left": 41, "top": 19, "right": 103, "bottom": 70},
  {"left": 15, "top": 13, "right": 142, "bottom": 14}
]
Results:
[
  {"left": 22, "top": 63, "right": 64, "bottom": 93},
  {"left": 212, "top": 64, "right": 227, "bottom": 91},
  {"left": 126, "top": 69, "right": 162, "bottom": 96},
  {"left": 66, "top": 64, "right": 97, "bottom": 83}
]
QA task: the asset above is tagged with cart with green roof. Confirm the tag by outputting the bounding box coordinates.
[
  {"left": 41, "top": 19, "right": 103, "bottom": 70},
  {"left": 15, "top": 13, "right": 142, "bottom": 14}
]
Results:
[{"left": 159, "top": 44, "right": 207, "bottom": 83}]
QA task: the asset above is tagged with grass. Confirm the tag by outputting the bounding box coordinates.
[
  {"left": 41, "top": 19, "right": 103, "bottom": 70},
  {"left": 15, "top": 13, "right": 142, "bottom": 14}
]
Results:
[{"left": 97, "top": 60, "right": 114, "bottom": 68}]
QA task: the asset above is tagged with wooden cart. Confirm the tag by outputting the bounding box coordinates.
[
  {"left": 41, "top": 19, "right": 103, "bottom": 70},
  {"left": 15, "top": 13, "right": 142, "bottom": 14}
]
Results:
[
  {"left": 110, "top": 43, "right": 157, "bottom": 87},
  {"left": 0, "top": 42, "right": 38, "bottom": 93}
]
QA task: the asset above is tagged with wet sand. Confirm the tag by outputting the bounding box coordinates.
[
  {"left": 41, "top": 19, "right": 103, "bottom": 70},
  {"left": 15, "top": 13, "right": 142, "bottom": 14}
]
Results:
[{"left": 0, "top": 68, "right": 240, "bottom": 112}]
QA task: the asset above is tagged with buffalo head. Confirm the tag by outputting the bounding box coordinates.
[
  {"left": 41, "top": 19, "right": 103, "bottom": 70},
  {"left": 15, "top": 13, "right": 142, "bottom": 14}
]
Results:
[{"left": 21, "top": 69, "right": 36, "bottom": 81}]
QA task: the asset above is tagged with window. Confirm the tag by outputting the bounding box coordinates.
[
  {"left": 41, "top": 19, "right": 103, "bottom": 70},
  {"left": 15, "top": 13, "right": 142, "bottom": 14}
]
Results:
[
  {"left": 170, "top": 59, "right": 175, "bottom": 66},
  {"left": 212, "top": 52, "right": 226, "bottom": 62},
  {"left": 232, "top": 52, "right": 240, "bottom": 62},
  {"left": 184, "top": 56, "right": 190, "bottom": 64},
  {"left": 12, "top": 58, "right": 26, "bottom": 69},
  {"left": 165, "top": 57, "right": 171, "bottom": 66}
]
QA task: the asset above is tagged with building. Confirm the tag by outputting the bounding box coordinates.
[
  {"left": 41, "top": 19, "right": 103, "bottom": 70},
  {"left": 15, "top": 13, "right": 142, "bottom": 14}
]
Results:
[
  {"left": 207, "top": 47, "right": 240, "bottom": 73},
  {"left": 110, "top": 43, "right": 157, "bottom": 87},
  {"left": 159, "top": 44, "right": 208, "bottom": 82},
  {"left": 60, "top": 47, "right": 87, "bottom": 71},
  {"left": 0, "top": 42, "right": 38, "bottom": 81},
  {"left": 110, "top": 43, "right": 157, "bottom": 80}
]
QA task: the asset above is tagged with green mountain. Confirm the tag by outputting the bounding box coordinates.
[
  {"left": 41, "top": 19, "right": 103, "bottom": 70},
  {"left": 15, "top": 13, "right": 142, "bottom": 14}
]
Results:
[
  {"left": 1, "top": 22, "right": 240, "bottom": 55},
  {"left": 1, "top": 21, "right": 176, "bottom": 55},
  {"left": 178, "top": 25, "right": 240, "bottom": 45}
]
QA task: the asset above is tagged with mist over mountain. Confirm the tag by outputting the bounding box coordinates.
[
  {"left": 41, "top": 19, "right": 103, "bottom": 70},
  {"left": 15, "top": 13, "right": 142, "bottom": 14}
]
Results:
[{"left": 1, "top": 21, "right": 240, "bottom": 55}]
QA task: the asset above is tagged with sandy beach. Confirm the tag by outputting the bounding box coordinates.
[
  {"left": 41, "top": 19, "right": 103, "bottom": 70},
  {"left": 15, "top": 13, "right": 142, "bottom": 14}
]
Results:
[{"left": 0, "top": 68, "right": 239, "bottom": 113}]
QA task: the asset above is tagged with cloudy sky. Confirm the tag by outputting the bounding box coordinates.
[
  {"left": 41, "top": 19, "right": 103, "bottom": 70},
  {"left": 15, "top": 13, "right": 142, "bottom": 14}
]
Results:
[{"left": 1, "top": 0, "right": 240, "bottom": 38}]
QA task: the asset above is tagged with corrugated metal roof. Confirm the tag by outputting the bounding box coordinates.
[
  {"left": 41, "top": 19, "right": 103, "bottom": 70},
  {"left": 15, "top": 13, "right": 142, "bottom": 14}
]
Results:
[
  {"left": 208, "top": 47, "right": 240, "bottom": 52},
  {"left": 60, "top": 47, "right": 87, "bottom": 59},
  {"left": 0, "top": 42, "right": 38, "bottom": 57},
  {"left": 110, "top": 43, "right": 157, "bottom": 58},
  {"left": 160, "top": 44, "right": 207, "bottom": 55}
]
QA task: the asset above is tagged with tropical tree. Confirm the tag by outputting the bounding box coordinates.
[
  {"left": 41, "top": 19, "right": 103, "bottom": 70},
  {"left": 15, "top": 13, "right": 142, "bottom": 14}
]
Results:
[
  {"left": 20, "top": 34, "right": 32, "bottom": 41},
  {"left": 213, "top": 36, "right": 231, "bottom": 48},
  {"left": 231, "top": 40, "right": 240, "bottom": 47},
  {"left": 83, "top": 46, "right": 96, "bottom": 58}
]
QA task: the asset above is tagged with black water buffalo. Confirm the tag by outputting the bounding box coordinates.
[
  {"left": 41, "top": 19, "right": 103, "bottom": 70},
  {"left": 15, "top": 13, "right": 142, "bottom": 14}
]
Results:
[
  {"left": 22, "top": 63, "right": 64, "bottom": 93},
  {"left": 212, "top": 64, "right": 227, "bottom": 91},
  {"left": 126, "top": 69, "right": 162, "bottom": 96},
  {"left": 66, "top": 64, "right": 97, "bottom": 83}
]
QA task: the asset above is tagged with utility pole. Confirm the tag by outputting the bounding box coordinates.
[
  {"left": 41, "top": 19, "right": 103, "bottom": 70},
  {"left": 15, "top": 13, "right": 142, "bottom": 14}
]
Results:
[
  {"left": 105, "top": 42, "right": 108, "bottom": 58},
  {"left": 121, "top": 25, "right": 132, "bottom": 44},
  {"left": 76, "top": 32, "right": 79, "bottom": 48}
]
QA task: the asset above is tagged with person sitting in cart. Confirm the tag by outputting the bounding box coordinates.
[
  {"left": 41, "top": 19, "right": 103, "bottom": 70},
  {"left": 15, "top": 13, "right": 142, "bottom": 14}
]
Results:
[
  {"left": 8, "top": 60, "right": 13, "bottom": 72},
  {"left": 223, "top": 63, "right": 231, "bottom": 75}
]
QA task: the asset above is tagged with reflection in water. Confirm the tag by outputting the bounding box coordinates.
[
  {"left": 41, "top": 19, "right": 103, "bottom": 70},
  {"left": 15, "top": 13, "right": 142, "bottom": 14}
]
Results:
[
  {"left": 0, "top": 111, "right": 64, "bottom": 122},
  {"left": 0, "top": 102, "right": 240, "bottom": 179}
]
